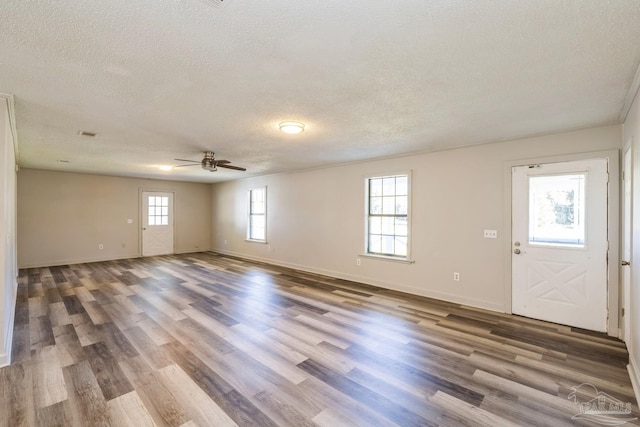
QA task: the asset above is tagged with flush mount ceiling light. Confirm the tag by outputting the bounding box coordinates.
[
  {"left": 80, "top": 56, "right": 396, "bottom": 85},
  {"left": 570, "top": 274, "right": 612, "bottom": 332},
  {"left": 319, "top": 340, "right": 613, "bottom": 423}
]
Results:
[
  {"left": 279, "top": 121, "right": 305, "bottom": 134},
  {"left": 158, "top": 165, "right": 173, "bottom": 171}
]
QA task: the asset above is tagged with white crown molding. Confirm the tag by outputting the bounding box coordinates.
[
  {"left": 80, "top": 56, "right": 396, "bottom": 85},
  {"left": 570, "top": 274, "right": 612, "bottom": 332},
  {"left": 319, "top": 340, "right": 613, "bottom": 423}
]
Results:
[
  {"left": 620, "top": 61, "right": 640, "bottom": 123},
  {"left": 0, "top": 92, "right": 19, "bottom": 166}
]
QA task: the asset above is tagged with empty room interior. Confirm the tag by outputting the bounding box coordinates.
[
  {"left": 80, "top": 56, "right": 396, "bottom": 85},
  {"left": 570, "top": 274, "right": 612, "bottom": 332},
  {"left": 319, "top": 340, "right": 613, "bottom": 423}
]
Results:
[{"left": 3, "top": 1, "right": 640, "bottom": 426}]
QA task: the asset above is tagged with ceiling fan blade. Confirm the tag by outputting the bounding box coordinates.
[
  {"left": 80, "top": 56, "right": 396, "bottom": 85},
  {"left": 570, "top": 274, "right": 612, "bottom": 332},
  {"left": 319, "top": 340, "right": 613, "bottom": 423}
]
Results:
[
  {"left": 173, "top": 164, "right": 198, "bottom": 168},
  {"left": 174, "top": 158, "right": 200, "bottom": 163},
  {"left": 217, "top": 164, "right": 246, "bottom": 171},
  {"left": 215, "top": 160, "right": 231, "bottom": 164}
]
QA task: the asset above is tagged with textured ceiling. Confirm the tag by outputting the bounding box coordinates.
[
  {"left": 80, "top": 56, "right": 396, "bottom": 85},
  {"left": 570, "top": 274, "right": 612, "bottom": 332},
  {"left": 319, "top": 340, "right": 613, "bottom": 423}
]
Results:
[{"left": 2, "top": 0, "right": 640, "bottom": 182}]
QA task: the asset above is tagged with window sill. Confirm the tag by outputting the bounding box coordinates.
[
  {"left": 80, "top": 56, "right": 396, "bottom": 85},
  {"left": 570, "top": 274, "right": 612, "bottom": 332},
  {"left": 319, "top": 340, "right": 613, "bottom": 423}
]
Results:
[
  {"left": 245, "top": 239, "right": 268, "bottom": 244},
  {"left": 359, "top": 254, "right": 415, "bottom": 264}
]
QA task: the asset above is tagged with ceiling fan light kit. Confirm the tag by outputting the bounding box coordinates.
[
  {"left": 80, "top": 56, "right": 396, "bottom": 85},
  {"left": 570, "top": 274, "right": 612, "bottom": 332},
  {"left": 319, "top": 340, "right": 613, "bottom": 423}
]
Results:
[{"left": 279, "top": 121, "right": 305, "bottom": 134}]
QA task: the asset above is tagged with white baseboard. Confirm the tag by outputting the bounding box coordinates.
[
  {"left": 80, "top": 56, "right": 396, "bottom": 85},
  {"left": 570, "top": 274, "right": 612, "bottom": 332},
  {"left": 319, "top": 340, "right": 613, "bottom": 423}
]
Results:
[
  {"left": 211, "top": 248, "right": 504, "bottom": 313},
  {"left": 1, "top": 276, "right": 18, "bottom": 368},
  {"left": 18, "top": 247, "right": 212, "bottom": 269},
  {"left": 628, "top": 351, "right": 640, "bottom": 407}
]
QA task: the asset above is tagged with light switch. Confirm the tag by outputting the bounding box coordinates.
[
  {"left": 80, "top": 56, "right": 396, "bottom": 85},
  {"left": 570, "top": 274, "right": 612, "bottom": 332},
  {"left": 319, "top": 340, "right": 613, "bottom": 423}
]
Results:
[{"left": 127, "top": 219, "right": 133, "bottom": 224}]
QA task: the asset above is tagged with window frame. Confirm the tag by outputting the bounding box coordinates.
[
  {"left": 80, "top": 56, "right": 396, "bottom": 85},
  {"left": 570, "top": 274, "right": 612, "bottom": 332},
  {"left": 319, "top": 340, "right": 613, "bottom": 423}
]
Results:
[
  {"left": 247, "top": 186, "right": 267, "bottom": 243},
  {"left": 363, "top": 172, "right": 412, "bottom": 262}
]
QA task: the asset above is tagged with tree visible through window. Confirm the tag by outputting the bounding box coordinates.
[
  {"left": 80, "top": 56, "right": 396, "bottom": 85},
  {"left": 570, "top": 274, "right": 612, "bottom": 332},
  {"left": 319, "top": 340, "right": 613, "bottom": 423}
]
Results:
[
  {"left": 248, "top": 187, "right": 266, "bottom": 241},
  {"left": 366, "top": 174, "right": 409, "bottom": 258}
]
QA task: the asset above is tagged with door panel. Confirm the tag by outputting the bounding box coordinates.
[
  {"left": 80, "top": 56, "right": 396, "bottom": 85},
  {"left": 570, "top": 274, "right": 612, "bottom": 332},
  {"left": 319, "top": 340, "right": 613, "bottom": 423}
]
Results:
[
  {"left": 142, "top": 191, "right": 174, "bottom": 257},
  {"left": 512, "top": 159, "right": 608, "bottom": 332}
]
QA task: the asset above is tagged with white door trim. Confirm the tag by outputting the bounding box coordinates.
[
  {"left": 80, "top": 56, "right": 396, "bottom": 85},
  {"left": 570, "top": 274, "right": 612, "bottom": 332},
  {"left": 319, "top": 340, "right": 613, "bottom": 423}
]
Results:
[{"left": 503, "top": 149, "right": 620, "bottom": 336}]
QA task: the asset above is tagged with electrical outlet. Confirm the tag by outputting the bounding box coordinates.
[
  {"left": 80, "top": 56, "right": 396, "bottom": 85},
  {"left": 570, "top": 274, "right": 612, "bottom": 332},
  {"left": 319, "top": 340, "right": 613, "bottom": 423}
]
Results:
[
  {"left": 453, "top": 272, "right": 460, "bottom": 281},
  {"left": 98, "top": 244, "right": 104, "bottom": 250},
  {"left": 483, "top": 229, "right": 498, "bottom": 239},
  {"left": 356, "top": 258, "right": 361, "bottom": 266}
]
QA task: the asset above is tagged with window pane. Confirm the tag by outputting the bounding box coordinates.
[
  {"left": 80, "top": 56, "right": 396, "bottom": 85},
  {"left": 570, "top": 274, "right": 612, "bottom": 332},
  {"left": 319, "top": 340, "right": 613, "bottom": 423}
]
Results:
[
  {"left": 161, "top": 207, "right": 168, "bottom": 216},
  {"left": 529, "top": 174, "right": 585, "bottom": 247},
  {"left": 394, "top": 236, "right": 407, "bottom": 256},
  {"left": 370, "top": 197, "right": 382, "bottom": 214},
  {"left": 381, "top": 217, "right": 394, "bottom": 234},
  {"left": 160, "top": 197, "right": 168, "bottom": 207},
  {"left": 396, "top": 196, "right": 407, "bottom": 215},
  {"left": 381, "top": 235, "right": 394, "bottom": 254},
  {"left": 370, "top": 179, "right": 382, "bottom": 196},
  {"left": 149, "top": 196, "right": 156, "bottom": 206},
  {"left": 395, "top": 217, "right": 407, "bottom": 236},
  {"left": 369, "top": 217, "right": 382, "bottom": 234},
  {"left": 149, "top": 216, "right": 156, "bottom": 226},
  {"left": 396, "top": 176, "right": 408, "bottom": 196},
  {"left": 161, "top": 216, "right": 168, "bottom": 225},
  {"left": 382, "top": 177, "right": 395, "bottom": 196},
  {"left": 369, "top": 235, "right": 382, "bottom": 253},
  {"left": 382, "top": 196, "right": 395, "bottom": 214}
]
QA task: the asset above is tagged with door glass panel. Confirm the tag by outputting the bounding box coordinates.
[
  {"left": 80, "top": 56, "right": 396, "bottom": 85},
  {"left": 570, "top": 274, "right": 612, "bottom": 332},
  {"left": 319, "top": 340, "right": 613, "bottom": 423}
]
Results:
[
  {"left": 529, "top": 174, "right": 585, "bottom": 247},
  {"left": 148, "top": 196, "right": 169, "bottom": 227}
]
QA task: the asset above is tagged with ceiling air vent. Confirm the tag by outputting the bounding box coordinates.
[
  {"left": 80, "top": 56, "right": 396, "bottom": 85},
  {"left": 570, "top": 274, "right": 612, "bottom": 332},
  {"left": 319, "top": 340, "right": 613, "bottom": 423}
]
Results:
[
  {"left": 201, "top": 0, "right": 229, "bottom": 7},
  {"left": 77, "top": 130, "right": 98, "bottom": 138}
]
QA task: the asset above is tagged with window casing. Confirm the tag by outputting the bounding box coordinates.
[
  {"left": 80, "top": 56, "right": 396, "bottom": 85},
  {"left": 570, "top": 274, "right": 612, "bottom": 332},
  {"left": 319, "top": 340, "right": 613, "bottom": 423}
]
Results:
[
  {"left": 247, "top": 187, "right": 267, "bottom": 242},
  {"left": 365, "top": 173, "right": 410, "bottom": 259}
]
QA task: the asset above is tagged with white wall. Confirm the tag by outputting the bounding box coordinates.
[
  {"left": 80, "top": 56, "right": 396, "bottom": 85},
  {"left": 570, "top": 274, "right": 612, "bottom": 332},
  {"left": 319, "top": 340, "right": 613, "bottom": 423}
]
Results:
[
  {"left": 18, "top": 170, "right": 212, "bottom": 268},
  {"left": 211, "top": 125, "right": 621, "bottom": 312},
  {"left": 623, "top": 86, "right": 640, "bottom": 401},
  {"left": 0, "top": 94, "right": 18, "bottom": 367}
]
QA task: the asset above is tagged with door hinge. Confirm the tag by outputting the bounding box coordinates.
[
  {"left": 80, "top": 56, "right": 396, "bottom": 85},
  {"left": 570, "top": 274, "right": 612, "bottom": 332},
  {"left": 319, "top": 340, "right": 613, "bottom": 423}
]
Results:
[{"left": 622, "top": 307, "right": 625, "bottom": 317}]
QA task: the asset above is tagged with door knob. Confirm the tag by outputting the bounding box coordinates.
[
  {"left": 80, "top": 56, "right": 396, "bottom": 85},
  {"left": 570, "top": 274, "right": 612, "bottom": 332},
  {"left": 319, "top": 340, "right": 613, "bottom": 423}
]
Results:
[
  {"left": 143, "top": 227, "right": 146, "bottom": 231},
  {"left": 622, "top": 260, "right": 630, "bottom": 266},
  {"left": 513, "top": 249, "right": 521, "bottom": 254}
]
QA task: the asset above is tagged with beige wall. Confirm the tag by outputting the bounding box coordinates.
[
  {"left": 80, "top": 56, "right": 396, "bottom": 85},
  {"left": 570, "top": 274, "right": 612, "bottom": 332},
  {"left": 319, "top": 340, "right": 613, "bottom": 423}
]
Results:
[
  {"left": 0, "top": 95, "right": 18, "bottom": 366},
  {"left": 623, "top": 88, "right": 640, "bottom": 399},
  {"left": 17, "top": 170, "right": 211, "bottom": 268},
  {"left": 211, "top": 125, "right": 621, "bottom": 312}
]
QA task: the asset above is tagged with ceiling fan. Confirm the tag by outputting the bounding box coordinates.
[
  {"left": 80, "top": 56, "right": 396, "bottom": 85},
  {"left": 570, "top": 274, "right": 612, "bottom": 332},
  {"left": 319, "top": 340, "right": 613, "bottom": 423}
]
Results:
[{"left": 174, "top": 151, "right": 246, "bottom": 172}]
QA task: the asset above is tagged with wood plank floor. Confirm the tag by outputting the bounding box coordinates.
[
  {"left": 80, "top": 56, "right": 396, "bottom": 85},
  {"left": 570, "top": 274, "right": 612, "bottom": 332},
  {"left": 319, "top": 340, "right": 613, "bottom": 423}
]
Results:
[{"left": 2, "top": 252, "right": 639, "bottom": 426}]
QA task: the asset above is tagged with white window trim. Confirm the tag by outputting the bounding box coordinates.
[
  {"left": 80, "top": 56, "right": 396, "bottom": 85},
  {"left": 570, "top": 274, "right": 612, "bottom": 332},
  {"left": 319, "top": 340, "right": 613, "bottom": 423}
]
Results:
[
  {"left": 362, "top": 171, "right": 413, "bottom": 262},
  {"left": 247, "top": 186, "right": 267, "bottom": 243}
]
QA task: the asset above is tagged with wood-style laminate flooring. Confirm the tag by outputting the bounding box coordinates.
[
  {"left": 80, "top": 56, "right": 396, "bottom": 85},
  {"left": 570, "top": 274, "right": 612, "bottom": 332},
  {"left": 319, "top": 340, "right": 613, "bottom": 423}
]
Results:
[{"left": 1, "top": 252, "right": 639, "bottom": 426}]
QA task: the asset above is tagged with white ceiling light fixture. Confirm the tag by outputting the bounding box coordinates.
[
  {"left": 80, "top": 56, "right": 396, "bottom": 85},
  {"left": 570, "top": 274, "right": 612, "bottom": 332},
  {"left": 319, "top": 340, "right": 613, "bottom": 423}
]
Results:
[
  {"left": 279, "top": 121, "right": 305, "bottom": 134},
  {"left": 158, "top": 165, "right": 173, "bottom": 171}
]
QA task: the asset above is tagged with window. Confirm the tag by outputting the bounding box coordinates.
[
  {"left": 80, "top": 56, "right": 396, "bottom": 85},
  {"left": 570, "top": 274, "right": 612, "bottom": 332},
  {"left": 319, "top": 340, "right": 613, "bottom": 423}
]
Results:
[
  {"left": 248, "top": 187, "right": 266, "bottom": 241},
  {"left": 148, "top": 196, "right": 169, "bottom": 226},
  {"left": 529, "top": 174, "right": 586, "bottom": 247},
  {"left": 366, "top": 173, "right": 410, "bottom": 258}
]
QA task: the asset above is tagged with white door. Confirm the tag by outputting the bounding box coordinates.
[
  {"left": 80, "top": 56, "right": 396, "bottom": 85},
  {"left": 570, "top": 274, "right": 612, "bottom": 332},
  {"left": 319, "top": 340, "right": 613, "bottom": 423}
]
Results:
[
  {"left": 142, "top": 191, "right": 174, "bottom": 257},
  {"left": 512, "top": 159, "right": 608, "bottom": 332},
  {"left": 622, "top": 147, "right": 632, "bottom": 342}
]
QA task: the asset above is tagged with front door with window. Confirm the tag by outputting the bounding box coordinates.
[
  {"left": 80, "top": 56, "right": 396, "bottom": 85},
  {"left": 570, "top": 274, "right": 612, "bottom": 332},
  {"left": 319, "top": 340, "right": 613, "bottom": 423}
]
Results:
[
  {"left": 142, "top": 191, "right": 174, "bottom": 257},
  {"left": 511, "top": 159, "right": 608, "bottom": 332}
]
